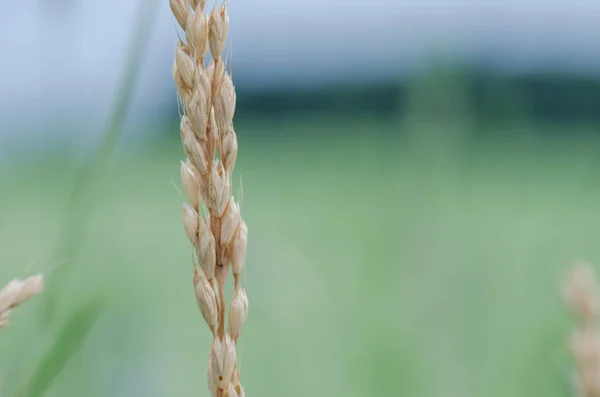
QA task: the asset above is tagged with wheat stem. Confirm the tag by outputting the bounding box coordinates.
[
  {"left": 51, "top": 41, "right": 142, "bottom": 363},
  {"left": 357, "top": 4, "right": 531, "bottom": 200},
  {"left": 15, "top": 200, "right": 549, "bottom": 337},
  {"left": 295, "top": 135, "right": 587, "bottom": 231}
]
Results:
[
  {"left": 170, "top": 0, "right": 248, "bottom": 395},
  {"left": 217, "top": 275, "right": 226, "bottom": 339}
]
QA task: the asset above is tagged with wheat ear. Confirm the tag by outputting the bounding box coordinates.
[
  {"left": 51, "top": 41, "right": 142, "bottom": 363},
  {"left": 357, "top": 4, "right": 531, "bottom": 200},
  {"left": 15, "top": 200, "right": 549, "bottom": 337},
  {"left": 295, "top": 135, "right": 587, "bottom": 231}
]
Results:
[
  {"left": 563, "top": 262, "right": 600, "bottom": 397},
  {"left": 0, "top": 275, "right": 44, "bottom": 330},
  {"left": 170, "top": 1, "right": 248, "bottom": 396}
]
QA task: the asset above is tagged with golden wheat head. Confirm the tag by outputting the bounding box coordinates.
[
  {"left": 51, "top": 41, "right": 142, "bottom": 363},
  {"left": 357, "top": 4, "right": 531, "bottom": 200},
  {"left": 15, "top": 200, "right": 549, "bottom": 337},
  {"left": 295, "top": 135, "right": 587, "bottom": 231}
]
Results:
[{"left": 169, "top": 0, "right": 248, "bottom": 396}]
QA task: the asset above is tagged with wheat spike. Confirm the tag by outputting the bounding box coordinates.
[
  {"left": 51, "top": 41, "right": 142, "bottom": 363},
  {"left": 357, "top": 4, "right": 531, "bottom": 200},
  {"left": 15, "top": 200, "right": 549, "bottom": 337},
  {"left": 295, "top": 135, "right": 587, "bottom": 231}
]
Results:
[
  {"left": 563, "top": 262, "right": 600, "bottom": 397},
  {"left": 170, "top": 0, "right": 247, "bottom": 395},
  {"left": 0, "top": 274, "right": 44, "bottom": 330}
]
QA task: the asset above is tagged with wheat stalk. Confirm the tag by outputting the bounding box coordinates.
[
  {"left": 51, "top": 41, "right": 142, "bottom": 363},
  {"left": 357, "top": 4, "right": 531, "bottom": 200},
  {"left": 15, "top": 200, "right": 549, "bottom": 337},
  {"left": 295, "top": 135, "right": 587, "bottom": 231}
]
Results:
[
  {"left": 563, "top": 262, "right": 600, "bottom": 397},
  {"left": 170, "top": 1, "right": 248, "bottom": 396},
  {"left": 0, "top": 275, "right": 44, "bottom": 330}
]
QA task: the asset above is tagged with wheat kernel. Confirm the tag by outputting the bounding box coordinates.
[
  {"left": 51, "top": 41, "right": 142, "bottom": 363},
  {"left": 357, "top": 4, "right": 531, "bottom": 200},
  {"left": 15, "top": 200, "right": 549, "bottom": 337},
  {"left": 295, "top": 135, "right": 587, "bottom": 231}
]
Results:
[
  {"left": 194, "top": 267, "right": 219, "bottom": 331},
  {"left": 169, "top": 0, "right": 190, "bottom": 30},
  {"left": 208, "top": 4, "right": 228, "bottom": 58},
  {"left": 198, "top": 216, "right": 216, "bottom": 279},
  {"left": 229, "top": 287, "right": 248, "bottom": 341},
  {"left": 182, "top": 203, "right": 199, "bottom": 247},
  {"left": 221, "top": 128, "right": 238, "bottom": 173},
  {"left": 175, "top": 44, "right": 195, "bottom": 89},
  {"left": 230, "top": 221, "right": 247, "bottom": 277},
  {"left": 220, "top": 199, "right": 240, "bottom": 246},
  {"left": 188, "top": 7, "right": 209, "bottom": 59},
  {"left": 181, "top": 159, "right": 201, "bottom": 210}
]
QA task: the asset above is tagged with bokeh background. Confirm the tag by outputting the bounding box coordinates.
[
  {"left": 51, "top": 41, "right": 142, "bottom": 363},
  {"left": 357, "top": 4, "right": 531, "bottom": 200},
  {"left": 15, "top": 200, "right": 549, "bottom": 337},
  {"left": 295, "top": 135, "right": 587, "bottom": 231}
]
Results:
[{"left": 1, "top": 0, "right": 600, "bottom": 396}]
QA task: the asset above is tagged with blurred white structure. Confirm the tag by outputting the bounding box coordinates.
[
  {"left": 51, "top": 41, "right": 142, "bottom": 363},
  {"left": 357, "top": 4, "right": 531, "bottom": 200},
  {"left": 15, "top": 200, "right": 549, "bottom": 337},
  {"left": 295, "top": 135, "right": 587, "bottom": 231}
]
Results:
[{"left": 1, "top": 0, "right": 599, "bottom": 145}]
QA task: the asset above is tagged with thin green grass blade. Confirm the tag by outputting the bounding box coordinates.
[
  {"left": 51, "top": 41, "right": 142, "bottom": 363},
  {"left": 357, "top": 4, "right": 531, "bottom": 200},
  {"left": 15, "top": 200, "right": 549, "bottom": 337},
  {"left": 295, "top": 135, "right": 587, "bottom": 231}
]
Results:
[
  {"left": 44, "top": 0, "right": 160, "bottom": 322},
  {"left": 17, "top": 300, "right": 103, "bottom": 397}
]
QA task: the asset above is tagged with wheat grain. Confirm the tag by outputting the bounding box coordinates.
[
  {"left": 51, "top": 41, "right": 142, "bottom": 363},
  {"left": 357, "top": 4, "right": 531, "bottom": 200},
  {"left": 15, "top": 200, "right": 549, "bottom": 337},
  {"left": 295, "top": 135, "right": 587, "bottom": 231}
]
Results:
[
  {"left": 563, "top": 262, "right": 600, "bottom": 397},
  {"left": 170, "top": 0, "right": 247, "bottom": 395},
  {"left": 0, "top": 274, "right": 44, "bottom": 330}
]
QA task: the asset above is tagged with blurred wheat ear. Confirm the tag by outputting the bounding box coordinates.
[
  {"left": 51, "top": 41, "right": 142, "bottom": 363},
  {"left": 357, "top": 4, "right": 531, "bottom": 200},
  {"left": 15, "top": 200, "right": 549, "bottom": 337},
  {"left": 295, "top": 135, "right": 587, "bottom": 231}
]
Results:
[
  {"left": 171, "top": 0, "right": 248, "bottom": 395},
  {"left": 562, "top": 262, "right": 600, "bottom": 397},
  {"left": 0, "top": 275, "right": 44, "bottom": 330}
]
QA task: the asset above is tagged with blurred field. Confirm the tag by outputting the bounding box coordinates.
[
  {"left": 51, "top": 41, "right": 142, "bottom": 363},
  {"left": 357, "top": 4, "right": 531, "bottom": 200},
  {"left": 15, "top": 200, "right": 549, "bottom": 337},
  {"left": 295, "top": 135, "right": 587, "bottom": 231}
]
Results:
[{"left": 2, "top": 116, "right": 600, "bottom": 396}]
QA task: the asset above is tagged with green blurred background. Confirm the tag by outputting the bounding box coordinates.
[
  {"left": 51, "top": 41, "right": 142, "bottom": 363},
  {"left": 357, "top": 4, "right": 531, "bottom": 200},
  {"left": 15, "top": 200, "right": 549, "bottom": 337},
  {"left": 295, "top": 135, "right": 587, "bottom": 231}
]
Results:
[{"left": 1, "top": 1, "right": 600, "bottom": 396}]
